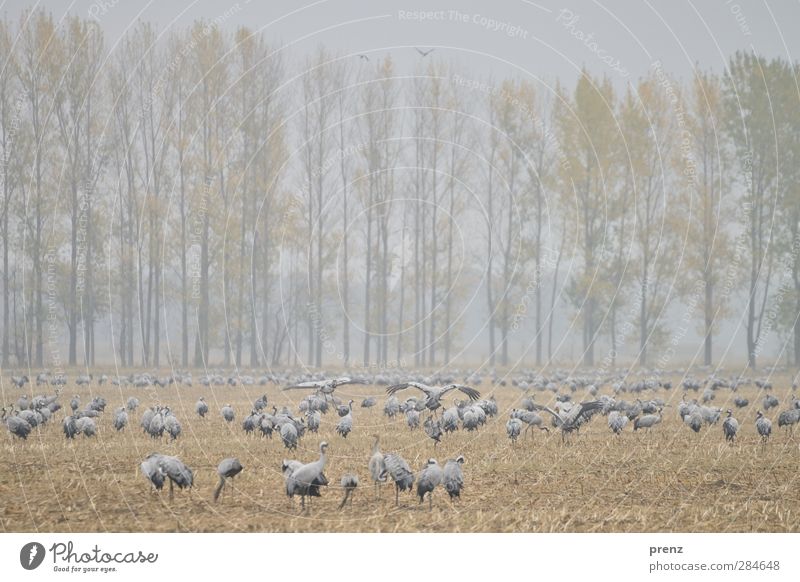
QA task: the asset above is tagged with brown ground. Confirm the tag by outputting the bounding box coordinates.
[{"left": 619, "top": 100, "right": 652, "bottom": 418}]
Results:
[{"left": 1, "top": 373, "right": 799, "bottom": 532}]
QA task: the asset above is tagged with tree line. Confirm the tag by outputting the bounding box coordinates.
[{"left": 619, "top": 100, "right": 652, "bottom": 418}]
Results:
[{"left": 0, "top": 10, "right": 798, "bottom": 371}]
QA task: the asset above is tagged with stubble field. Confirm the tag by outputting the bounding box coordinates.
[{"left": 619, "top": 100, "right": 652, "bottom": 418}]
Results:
[{"left": 2, "top": 373, "right": 799, "bottom": 533}]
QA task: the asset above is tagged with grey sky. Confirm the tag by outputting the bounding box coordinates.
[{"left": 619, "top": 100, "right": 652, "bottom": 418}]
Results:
[{"left": 5, "top": 0, "right": 798, "bottom": 86}]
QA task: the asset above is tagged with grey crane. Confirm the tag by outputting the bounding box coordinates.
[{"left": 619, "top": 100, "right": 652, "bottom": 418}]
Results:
[
  {"left": 607, "top": 410, "right": 628, "bottom": 435},
  {"left": 282, "top": 377, "right": 367, "bottom": 400},
  {"left": 684, "top": 410, "right": 703, "bottom": 433},
  {"left": 285, "top": 441, "right": 329, "bottom": 509},
  {"left": 253, "top": 394, "right": 268, "bottom": 412},
  {"left": 140, "top": 453, "right": 193, "bottom": 499},
  {"left": 213, "top": 457, "right": 243, "bottom": 502},
  {"left": 383, "top": 452, "right": 414, "bottom": 505},
  {"left": 506, "top": 417, "right": 522, "bottom": 443},
  {"left": 280, "top": 421, "right": 299, "bottom": 450},
  {"left": 416, "top": 459, "right": 444, "bottom": 510},
  {"left": 164, "top": 410, "right": 181, "bottom": 441},
  {"left": 756, "top": 411, "right": 772, "bottom": 443},
  {"left": 443, "top": 456, "right": 465, "bottom": 500},
  {"left": 242, "top": 411, "right": 260, "bottom": 434},
  {"left": 763, "top": 394, "right": 779, "bottom": 410},
  {"left": 336, "top": 402, "right": 353, "bottom": 438},
  {"left": 17, "top": 409, "right": 39, "bottom": 427},
  {"left": 383, "top": 396, "right": 400, "bottom": 420},
  {"left": 147, "top": 409, "right": 164, "bottom": 439},
  {"left": 281, "top": 458, "right": 327, "bottom": 507},
  {"left": 405, "top": 407, "right": 420, "bottom": 430},
  {"left": 126, "top": 397, "right": 139, "bottom": 412},
  {"left": 511, "top": 409, "right": 549, "bottom": 436},
  {"left": 88, "top": 396, "right": 106, "bottom": 412},
  {"left": 63, "top": 415, "right": 79, "bottom": 439},
  {"left": 11, "top": 374, "right": 29, "bottom": 388},
  {"left": 722, "top": 410, "right": 739, "bottom": 443},
  {"left": 386, "top": 382, "right": 480, "bottom": 414},
  {"left": 339, "top": 473, "right": 359, "bottom": 509},
  {"left": 777, "top": 408, "right": 800, "bottom": 432},
  {"left": 633, "top": 410, "right": 662, "bottom": 432},
  {"left": 70, "top": 395, "right": 80, "bottom": 412},
  {"left": 306, "top": 410, "right": 321, "bottom": 433},
  {"left": 196, "top": 397, "right": 209, "bottom": 418},
  {"left": 221, "top": 404, "right": 235, "bottom": 423},
  {"left": 140, "top": 407, "right": 155, "bottom": 434},
  {"left": 423, "top": 416, "right": 443, "bottom": 446},
  {"left": 361, "top": 396, "right": 377, "bottom": 409},
  {"left": 530, "top": 400, "right": 603, "bottom": 442},
  {"left": 337, "top": 400, "right": 355, "bottom": 417},
  {"left": 368, "top": 435, "right": 386, "bottom": 496},
  {"left": 112, "top": 407, "right": 128, "bottom": 431},
  {"left": 4, "top": 412, "right": 32, "bottom": 440},
  {"left": 461, "top": 406, "right": 481, "bottom": 431},
  {"left": 259, "top": 414, "right": 275, "bottom": 438},
  {"left": 75, "top": 416, "right": 97, "bottom": 437},
  {"left": 442, "top": 406, "right": 460, "bottom": 432}
]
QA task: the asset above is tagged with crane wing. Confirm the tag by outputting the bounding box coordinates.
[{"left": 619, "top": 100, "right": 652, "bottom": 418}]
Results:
[
  {"left": 386, "top": 382, "right": 432, "bottom": 397},
  {"left": 282, "top": 380, "right": 326, "bottom": 391},
  {"left": 333, "top": 377, "right": 369, "bottom": 387},
  {"left": 453, "top": 384, "right": 481, "bottom": 401},
  {"left": 529, "top": 403, "right": 563, "bottom": 424},
  {"left": 566, "top": 401, "right": 604, "bottom": 425}
]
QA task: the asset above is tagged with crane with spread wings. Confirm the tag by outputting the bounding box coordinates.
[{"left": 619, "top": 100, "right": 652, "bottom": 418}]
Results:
[
  {"left": 386, "top": 382, "right": 480, "bottom": 415},
  {"left": 282, "top": 377, "right": 368, "bottom": 399},
  {"left": 529, "top": 400, "right": 604, "bottom": 442}
]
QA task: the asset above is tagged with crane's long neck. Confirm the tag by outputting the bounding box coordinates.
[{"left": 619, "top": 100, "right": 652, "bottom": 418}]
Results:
[{"left": 372, "top": 437, "right": 380, "bottom": 455}]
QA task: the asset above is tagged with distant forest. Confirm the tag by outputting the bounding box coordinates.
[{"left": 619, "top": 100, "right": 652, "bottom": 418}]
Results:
[{"left": 0, "top": 10, "right": 798, "bottom": 370}]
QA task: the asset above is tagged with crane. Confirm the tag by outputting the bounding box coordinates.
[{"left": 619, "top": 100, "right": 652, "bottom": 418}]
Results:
[{"left": 213, "top": 457, "right": 243, "bottom": 502}]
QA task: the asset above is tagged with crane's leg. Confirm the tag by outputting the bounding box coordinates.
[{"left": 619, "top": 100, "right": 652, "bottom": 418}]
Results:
[
  {"left": 169, "top": 479, "right": 174, "bottom": 501},
  {"left": 428, "top": 492, "right": 433, "bottom": 511},
  {"left": 395, "top": 484, "right": 399, "bottom": 506}
]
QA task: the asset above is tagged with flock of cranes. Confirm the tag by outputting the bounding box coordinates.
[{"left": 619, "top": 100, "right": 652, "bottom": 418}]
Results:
[{"left": 4, "top": 368, "right": 800, "bottom": 513}]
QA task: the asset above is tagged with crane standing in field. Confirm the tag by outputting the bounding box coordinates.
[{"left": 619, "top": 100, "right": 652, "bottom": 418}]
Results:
[
  {"left": 383, "top": 452, "right": 415, "bottom": 505},
  {"left": 443, "top": 456, "right": 465, "bottom": 501},
  {"left": 140, "top": 453, "right": 194, "bottom": 500},
  {"left": 196, "top": 397, "right": 209, "bottom": 418},
  {"left": 633, "top": 409, "right": 662, "bottom": 433},
  {"left": 336, "top": 401, "right": 354, "bottom": 438},
  {"left": 368, "top": 435, "right": 386, "bottom": 497},
  {"left": 756, "top": 411, "right": 772, "bottom": 444},
  {"left": 3, "top": 409, "right": 32, "bottom": 440},
  {"left": 417, "top": 459, "right": 444, "bottom": 510},
  {"left": 722, "top": 410, "right": 739, "bottom": 443},
  {"left": 284, "top": 441, "right": 329, "bottom": 510},
  {"left": 338, "top": 474, "right": 359, "bottom": 509},
  {"left": 386, "top": 382, "right": 481, "bottom": 416},
  {"left": 506, "top": 417, "right": 522, "bottom": 443},
  {"left": 213, "top": 458, "right": 243, "bottom": 502},
  {"left": 607, "top": 410, "right": 628, "bottom": 435}
]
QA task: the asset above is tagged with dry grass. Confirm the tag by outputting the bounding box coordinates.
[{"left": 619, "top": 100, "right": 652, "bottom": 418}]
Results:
[{"left": 2, "top": 373, "right": 799, "bottom": 532}]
